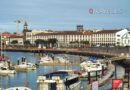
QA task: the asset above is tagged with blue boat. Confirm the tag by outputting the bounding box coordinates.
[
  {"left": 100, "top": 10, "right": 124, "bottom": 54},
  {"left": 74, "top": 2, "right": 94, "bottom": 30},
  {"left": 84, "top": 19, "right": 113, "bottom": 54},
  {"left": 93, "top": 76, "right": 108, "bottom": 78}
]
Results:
[{"left": 37, "top": 71, "right": 81, "bottom": 90}]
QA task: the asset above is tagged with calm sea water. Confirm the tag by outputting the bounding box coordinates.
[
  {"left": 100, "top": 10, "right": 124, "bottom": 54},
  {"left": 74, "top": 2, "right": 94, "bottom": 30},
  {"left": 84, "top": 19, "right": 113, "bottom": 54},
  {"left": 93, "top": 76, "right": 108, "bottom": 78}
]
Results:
[
  {"left": 0, "top": 51, "right": 113, "bottom": 90},
  {"left": 0, "top": 51, "right": 82, "bottom": 90}
]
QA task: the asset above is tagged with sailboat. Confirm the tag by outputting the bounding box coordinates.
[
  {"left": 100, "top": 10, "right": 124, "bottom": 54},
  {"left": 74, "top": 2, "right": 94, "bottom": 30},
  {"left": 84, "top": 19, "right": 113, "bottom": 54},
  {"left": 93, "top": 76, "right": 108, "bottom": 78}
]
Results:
[{"left": 0, "top": 33, "right": 16, "bottom": 75}]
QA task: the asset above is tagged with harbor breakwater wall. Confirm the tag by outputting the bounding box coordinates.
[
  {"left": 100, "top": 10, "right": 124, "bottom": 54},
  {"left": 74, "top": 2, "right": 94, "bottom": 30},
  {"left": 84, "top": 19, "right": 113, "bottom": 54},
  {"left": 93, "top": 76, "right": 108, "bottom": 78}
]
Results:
[{"left": 4, "top": 48, "right": 114, "bottom": 58}]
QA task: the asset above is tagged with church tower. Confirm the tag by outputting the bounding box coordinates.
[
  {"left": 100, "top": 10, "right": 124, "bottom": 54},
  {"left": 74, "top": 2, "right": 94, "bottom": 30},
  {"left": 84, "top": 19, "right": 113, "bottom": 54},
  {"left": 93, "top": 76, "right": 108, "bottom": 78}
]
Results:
[
  {"left": 24, "top": 20, "right": 28, "bottom": 31},
  {"left": 23, "top": 20, "right": 28, "bottom": 44}
]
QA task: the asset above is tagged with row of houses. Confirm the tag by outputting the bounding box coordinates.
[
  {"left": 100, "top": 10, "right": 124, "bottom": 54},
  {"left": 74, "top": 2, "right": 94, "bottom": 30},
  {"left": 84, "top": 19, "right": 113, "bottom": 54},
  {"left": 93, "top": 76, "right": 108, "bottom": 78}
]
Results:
[{"left": 1, "top": 21, "right": 130, "bottom": 47}]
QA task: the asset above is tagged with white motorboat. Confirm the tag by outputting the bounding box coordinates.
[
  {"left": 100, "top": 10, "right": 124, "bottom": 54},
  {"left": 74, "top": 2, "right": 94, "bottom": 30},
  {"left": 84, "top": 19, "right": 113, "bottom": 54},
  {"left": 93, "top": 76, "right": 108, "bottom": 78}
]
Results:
[
  {"left": 39, "top": 55, "right": 71, "bottom": 66},
  {"left": 5, "top": 86, "right": 32, "bottom": 90},
  {"left": 15, "top": 57, "right": 36, "bottom": 71},
  {"left": 39, "top": 55, "right": 53, "bottom": 64},
  {"left": 0, "top": 66, "right": 16, "bottom": 76},
  {"left": 55, "top": 56, "right": 70, "bottom": 64},
  {"left": 79, "top": 60, "right": 106, "bottom": 77}
]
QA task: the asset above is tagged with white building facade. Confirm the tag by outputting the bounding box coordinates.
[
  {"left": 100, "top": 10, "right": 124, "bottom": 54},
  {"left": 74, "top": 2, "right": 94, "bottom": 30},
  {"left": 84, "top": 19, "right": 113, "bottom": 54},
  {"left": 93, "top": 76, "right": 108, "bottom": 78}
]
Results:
[
  {"left": 23, "top": 21, "right": 130, "bottom": 47},
  {"left": 8, "top": 36, "right": 24, "bottom": 45},
  {"left": 34, "top": 31, "right": 92, "bottom": 47},
  {"left": 92, "top": 29, "right": 130, "bottom": 47},
  {"left": 25, "top": 29, "right": 130, "bottom": 47},
  {"left": 26, "top": 30, "right": 48, "bottom": 44},
  {"left": 116, "top": 29, "right": 130, "bottom": 46}
]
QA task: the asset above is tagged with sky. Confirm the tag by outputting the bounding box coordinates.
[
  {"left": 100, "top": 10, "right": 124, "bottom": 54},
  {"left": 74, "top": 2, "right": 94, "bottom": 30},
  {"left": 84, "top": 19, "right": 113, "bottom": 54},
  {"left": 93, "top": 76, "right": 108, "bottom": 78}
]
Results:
[{"left": 0, "top": 0, "right": 129, "bottom": 32}]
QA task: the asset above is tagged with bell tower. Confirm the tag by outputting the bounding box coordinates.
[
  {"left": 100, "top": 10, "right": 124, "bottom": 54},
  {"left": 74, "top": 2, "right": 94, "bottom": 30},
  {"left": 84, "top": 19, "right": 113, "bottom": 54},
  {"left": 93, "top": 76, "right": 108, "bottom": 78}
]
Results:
[{"left": 24, "top": 20, "right": 28, "bottom": 31}]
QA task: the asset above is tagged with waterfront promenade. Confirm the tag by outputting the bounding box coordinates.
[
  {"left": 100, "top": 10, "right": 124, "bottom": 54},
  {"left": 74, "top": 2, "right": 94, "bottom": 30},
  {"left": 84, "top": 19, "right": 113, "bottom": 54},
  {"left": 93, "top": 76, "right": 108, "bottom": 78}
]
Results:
[{"left": 4, "top": 46, "right": 130, "bottom": 57}]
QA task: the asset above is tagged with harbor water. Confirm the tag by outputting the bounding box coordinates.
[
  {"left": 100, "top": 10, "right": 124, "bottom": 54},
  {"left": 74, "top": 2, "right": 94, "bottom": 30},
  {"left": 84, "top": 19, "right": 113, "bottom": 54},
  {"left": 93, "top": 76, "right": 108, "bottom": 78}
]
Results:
[
  {"left": 0, "top": 51, "right": 82, "bottom": 90},
  {"left": 0, "top": 51, "right": 116, "bottom": 90}
]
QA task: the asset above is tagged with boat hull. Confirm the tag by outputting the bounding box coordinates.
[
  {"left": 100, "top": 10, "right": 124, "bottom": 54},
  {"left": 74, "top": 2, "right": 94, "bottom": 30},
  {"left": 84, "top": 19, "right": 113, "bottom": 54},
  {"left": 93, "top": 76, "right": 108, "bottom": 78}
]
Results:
[
  {"left": 15, "top": 65, "right": 36, "bottom": 71},
  {"left": 0, "top": 70, "right": 16, "bottom": 76}
]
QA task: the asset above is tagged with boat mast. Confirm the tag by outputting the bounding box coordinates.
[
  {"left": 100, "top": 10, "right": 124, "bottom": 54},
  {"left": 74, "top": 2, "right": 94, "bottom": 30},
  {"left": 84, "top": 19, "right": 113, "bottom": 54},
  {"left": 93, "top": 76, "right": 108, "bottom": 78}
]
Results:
[{"left": 0, "top": 32, "right": 2, "bottom": 57}]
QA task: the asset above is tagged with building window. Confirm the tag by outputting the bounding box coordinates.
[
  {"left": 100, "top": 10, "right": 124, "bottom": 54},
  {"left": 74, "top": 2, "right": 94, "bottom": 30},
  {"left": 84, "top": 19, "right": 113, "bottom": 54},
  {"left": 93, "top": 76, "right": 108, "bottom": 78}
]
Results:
[
  {"left": 117, "top": 42, "right": 120, "bottom": 44},
  {"left": 117, "top": 35, "right": 120, "bottom": 37}
]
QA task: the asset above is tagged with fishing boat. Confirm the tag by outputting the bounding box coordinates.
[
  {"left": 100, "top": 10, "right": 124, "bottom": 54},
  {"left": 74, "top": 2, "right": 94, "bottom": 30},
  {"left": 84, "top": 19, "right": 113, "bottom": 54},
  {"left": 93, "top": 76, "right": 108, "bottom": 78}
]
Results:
[
  {"left": 5, "top": 86, "right": 32, "bottom": 90},
  {"left": 15, "top": 57, "right": 36, "bottom": 71},
  {"left": 0, "top": 66, "right": 16, "bottom": 76},
  {"left": 0, "top": 59, "right": 16, "bottom": 75},
  {"left": 37, "top": 71, "right": 81, "bottom": 90}
]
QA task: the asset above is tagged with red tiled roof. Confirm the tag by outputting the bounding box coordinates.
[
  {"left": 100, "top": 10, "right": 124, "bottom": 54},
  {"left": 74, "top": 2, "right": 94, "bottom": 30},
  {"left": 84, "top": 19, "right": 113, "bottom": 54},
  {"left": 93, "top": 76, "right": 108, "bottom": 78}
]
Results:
[
  {"left": 93, "top": 30, "right": 121, "bottom": 34},
  {"left": 9, "top": 35, "right": 23, "bottom": 38},
  {"left": 0, "top": 34, "right": 16, "bottom": 37},
  {"left": 35, "top": 31, "right": 92, "bottom": 36}
]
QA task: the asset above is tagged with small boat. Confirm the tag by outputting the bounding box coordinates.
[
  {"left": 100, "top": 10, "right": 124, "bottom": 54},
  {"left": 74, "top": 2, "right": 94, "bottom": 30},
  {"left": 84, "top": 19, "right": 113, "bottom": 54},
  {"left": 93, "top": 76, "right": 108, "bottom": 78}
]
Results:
[
  {"left": 55, "top": 56, "right": 70, "bottom": 64},
  {"left": 0, "top": 66, "right": 16, "bottom": 76},
  {"left": 79, "top": 60, "right": 106, "bottom": 77},
  {"left": 39, "top": 55, "right": 53, "bottom": 64},
  {"left": 39, "top": 55, "right": 71, "bottom": 66},
  {"left": 5, "top": 86, "right": 32, "bottom": 90},
  {"left": 15, "top": 57, "right": 36, "bottom": 71}
]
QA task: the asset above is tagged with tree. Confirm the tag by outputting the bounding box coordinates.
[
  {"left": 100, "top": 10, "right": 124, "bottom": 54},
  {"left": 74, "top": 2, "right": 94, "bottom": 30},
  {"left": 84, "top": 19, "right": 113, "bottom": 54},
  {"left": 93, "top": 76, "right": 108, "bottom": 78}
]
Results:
[
  {"left": 47, "top": 38, "right": 58, "bottom": 47},
  {"left": 35, "top": 39, "right": 47, "bottom": 47},
  {"left": 11, "top": 40, "right": 18, "bottom": 44},
  {"left": 69, "top": 40, "right": 79, "bottom": 48},
  {"left": 80, "top": 40, "right": 89, "bottom": 47},
  {"left": 24, "top": 40, "right": 31, "bottom": 46}
]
